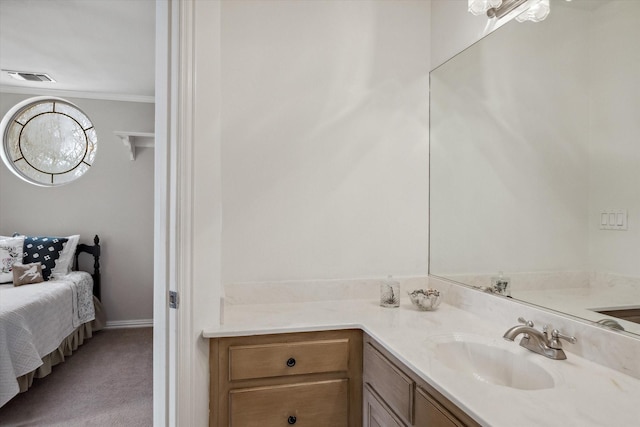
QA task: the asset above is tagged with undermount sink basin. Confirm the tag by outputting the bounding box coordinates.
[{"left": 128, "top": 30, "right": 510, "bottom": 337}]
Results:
[{"left": 432, "top": 337, "right": 555, "bottom": 390}]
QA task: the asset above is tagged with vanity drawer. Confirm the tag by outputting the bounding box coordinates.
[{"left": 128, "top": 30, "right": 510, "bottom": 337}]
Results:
[
  {"left": 363, "top": 342, "right": 414, "bottom": 425},
  {"left": 228, "top": 338, "right": 350, "bottom": 381},
  {"left": 229, "top": 379, "right": 348, "bottom": 427}
]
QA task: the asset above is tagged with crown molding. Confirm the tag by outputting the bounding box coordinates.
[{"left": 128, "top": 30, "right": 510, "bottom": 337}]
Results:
[{"left": 0, "top": 85, "right": 155, "bottom": 104}]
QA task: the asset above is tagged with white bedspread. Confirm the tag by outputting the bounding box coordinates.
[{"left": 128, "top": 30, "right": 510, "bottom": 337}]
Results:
[{"left": 0, "top": 272, "right": 95, "bottom": 407}]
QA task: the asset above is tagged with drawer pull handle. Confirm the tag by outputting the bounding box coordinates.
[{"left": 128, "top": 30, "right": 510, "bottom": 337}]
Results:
[
  {"left": 286, "top": 357, "right": 296, "bottom": 367},
  {"left": 287, "top": 416, "right": 297, "bottom": 424}
]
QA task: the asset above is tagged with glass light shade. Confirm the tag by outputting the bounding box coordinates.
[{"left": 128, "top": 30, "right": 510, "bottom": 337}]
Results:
[
  {"left": 468, "top": 0, "right": 503, "bottom": 16},
  {"left": 516, "top": 0, "right": 550, "bottom": 22}
]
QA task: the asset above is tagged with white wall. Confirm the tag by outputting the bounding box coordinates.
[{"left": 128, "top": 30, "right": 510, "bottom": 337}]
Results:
[
  {"left": 220, "top": 0, "right": 431, "bottom": 285},
  {"left": 0, "top": 93, "right": 154, "bottom": 322},
  {"left": 588, "top": 0, "right": 640, "bottom": 278},
  {"left": 182, "top": 1, "right": 431, "bottom": 424}
]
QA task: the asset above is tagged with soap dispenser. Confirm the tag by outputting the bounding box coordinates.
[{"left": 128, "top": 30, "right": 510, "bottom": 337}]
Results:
[{"left": 491, "top": 271, "right": 511, "bottom": 297}]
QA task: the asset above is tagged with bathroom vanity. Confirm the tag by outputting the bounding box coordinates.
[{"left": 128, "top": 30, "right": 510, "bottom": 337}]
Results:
[
  {"left": 203, "top": 278, "right": 640, "bottom": 427},
  {"left": 207, "top": 327, "right": 480, "bottom": 427}
]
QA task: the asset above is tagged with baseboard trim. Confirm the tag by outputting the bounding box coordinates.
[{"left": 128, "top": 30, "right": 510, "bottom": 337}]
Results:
[{"left": 105, "top": 319, "right": 154, "bottom": 329}]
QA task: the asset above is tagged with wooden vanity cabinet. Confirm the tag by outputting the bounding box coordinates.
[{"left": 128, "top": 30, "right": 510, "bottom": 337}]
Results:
[
  {"left": 209, "top": 329, "right": 362, "bottom": 427},
  {"left": 363, "top": 334, "right": 480, "bottom": 427}
]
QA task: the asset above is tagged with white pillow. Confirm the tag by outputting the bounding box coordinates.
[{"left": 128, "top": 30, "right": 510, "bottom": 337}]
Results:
[
  {"left": 10, "top": 234, "right": 80, "bottom": 279},
  {"left": 0, "top": 236, "right": 25, "bottom": 283},
  {"left": 52, "top": 234, "right": 80, "bottom": 276}
]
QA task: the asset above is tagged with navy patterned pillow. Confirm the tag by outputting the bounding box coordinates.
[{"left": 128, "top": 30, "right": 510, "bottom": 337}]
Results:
[{"left": 21, "top": 236, "right": 69, "bottom": 281}]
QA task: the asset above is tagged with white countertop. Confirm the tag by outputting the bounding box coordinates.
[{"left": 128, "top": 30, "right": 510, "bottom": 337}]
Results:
[{"left": 203, "top": 297, "right": 640, "bottom": 427}]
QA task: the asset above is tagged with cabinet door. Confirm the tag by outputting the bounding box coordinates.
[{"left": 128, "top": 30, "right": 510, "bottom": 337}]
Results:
[
  {"left": 364, "top": 384, "right": 406, "bottom": 427},
  {"left": 414, "top": 386, "right": 464, "bottom": 427},
  {"left": 364, "top": 343, "right": 414, "bottom": 425},
  {"left": 229, "top": 379, "right": 348, "bottom": 427}
]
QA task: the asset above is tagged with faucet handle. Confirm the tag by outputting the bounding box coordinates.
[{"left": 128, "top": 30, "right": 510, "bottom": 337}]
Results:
[
  {"left": 517, "top": 317, "right": 534, "bottom": 327},
  {"left": 552, "top": 329, "right": 577, "bottom": 344},
  {"left": 549, "top": 329, "right": 577, "bottom": 349}
]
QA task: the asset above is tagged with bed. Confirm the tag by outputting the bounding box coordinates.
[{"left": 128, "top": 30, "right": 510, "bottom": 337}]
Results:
[{"left": 0, "top": 235, "right": 104, "bottom": 408}]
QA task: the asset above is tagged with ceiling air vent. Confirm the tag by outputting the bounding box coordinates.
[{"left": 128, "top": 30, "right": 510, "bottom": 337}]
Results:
[{"left": 4, "top": 70, "right": 56, "bottom": 83}]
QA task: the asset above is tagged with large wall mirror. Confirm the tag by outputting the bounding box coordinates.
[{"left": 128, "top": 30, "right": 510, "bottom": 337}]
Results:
[{"left": 430, "top": 0, "right": 639, "bottom": 337}]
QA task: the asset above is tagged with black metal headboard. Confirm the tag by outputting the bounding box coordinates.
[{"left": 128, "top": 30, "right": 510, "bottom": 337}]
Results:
[{"left": 74, "top": 235, "right": 101, "bottom": 300}]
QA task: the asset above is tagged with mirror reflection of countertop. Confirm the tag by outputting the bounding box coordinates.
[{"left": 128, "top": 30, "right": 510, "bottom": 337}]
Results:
[
  {"left": 515, "top": 284, "right": 640, "bottom": 336},
  {"left": 203, "top": 295, "right": 640, "bottom": 427}
]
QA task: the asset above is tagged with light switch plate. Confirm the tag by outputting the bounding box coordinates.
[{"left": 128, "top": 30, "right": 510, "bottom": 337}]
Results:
[{"left": 599, "top": 209, "right": 627, "bottom": 230}]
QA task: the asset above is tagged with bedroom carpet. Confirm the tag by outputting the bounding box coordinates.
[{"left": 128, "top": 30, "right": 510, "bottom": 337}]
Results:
[{"left": 0, "top": 327, "right": 153, "bottom": 427}]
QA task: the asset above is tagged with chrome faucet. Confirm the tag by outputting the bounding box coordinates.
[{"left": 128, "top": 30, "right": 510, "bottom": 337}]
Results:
[{"left": 503, "top": 317, "right": 577, "bottom": 360}]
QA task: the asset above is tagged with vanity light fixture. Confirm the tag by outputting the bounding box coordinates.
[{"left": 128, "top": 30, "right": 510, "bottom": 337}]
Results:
[
  {"left": 468, "top": 0, "right": 503, "bottom": 16},
  {"left": 469, "top": 0, "right": 550, "bottom": 23},
  {"left": 513, "top": 0, "right": 550, "bottom": 23}
]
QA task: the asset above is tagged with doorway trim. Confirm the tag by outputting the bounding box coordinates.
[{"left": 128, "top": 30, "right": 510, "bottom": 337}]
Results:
[
  {"left": 155, "top": 1, "right": 222, "bottom": 425},
  {"left": 153, "top": 0, "right": 178, "bottom": 425}
]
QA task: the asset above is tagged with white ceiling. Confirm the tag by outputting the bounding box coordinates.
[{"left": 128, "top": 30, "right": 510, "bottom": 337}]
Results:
[{"left": 0, "top": 0, "right": 155, "bottom": 102}]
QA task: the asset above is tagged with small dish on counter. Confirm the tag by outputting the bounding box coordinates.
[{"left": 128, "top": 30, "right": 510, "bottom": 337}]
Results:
[{"left": 408, "top": 289, "right": 442, "bottom": 311}]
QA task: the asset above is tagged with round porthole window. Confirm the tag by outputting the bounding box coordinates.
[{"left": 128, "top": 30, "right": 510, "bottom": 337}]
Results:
[{"left": 0, "top": 96, "right": 98, "bottom": 186}]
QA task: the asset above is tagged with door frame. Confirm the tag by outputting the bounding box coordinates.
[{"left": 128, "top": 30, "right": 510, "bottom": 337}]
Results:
[
  {"left": 154, "top": 1, "right": 222, "bottom": 425},
  {"left": 153, "top": 0, "right": 179, "bottom": 425}
]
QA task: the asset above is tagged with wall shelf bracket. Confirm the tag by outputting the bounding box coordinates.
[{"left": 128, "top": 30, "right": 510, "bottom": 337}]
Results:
[{"left": 114, "top": 131, "right": 155, "bottom": 161}]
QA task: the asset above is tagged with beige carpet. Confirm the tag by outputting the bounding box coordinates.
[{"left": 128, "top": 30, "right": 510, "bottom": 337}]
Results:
[{"left": 0, "top": 327, "right": 153, "bottom": 427}]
